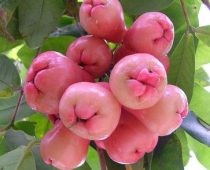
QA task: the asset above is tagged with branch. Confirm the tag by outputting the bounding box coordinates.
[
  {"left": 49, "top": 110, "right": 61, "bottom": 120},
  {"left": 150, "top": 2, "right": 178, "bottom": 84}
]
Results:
[
  {"left": 0, "top": 88, "right": 24, "bottom": 132},
  {"left": 201, "top": 0, "right": 210, "bottom": 10},
  {"left": 181, "top": 111, "right": 210, "bottom": 146},
  {"left": 125, "top": 165, "right": 133, "bottom": 170},
  {"left": 180, "top": 0, "right": 192, "bottom": 33},
  {"left": 97, "top": 146, "right": 107, "bottom": 170},
  {"left": 0, "top": 48, "right": 41, "bottom": 133}
]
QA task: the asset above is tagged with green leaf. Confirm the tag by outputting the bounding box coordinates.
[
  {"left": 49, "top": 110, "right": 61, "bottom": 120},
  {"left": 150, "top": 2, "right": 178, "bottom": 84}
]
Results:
[
  {"left": 195, "top": 26, "right": 210, "bottom": 47},
  {"left": 194, "top": 67, "right": 210, "bottom": 87},
  {"left": 0, "top": 93, "right": 33, "bottom": 127},
  {"left": 75, "top": 162, "right": 91, "bottom": 170},
  {"left": 0, "top": 54, "right": 20, "bottom": 94},
  {"left": 190, "top": 84, "right": 210, "bottom": 124},
  {"left": 162, "top": 0, "right": 200, "bottom": 52},
  {"left": 132, "top": 158, "right": 144, "bottom": 170},
  {"left": 0, "top": 37, "right": 22, "bottom": 53},
  {"left": 86, "top": 146, "right": 100, "bottom": 170},
  {"left": 0, "top": 0, "right": 21, "bottom": 26},
  {"left": 26, "top": 113, "right": 52, "bottom": 139},
  {"left": 18, "top": 0, "right": 65, "bottom": 48},
  {"left": 195, "top": 41, "right": 210, "bottom": 70},
  {"left": 0, "top": 129, "right": 57, "bottom": 170},
  {"left": 42, "top": 36, "right": 75, "bottom": 54},
  {"left": 152, "top": 135, "right": 184, "bottom": 170},
  {"left": 17, "top": 36, "right": 75, "bottom": 69},
  {"left": 168, "top": 33, "right": 195, "bottom": 102},
  {"left": 0, "top": 0, "right": 21, "bottom": 41},
  {"left": 0, "top": 146, "right": 36, "bottom": 170},
  {"left": 16, "top": 44, "right": 36, "bottom": 69},
  {"left": 14, "top": 121, "right": 36, "bottom": 136},
  {"left": 175, "top": 129, "right": 190, "bottom": 165},
  {"left": 186, "top": 133, "right": 210, "bottom": 169},
  {"left": 120, "top": 0, "right": 175, "bottom": 16}
]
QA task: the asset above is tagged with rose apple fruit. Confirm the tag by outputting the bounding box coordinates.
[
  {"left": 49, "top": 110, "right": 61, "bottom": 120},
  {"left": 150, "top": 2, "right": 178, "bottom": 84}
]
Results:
[
  {"left": 96, "top": 109, "right": 158, "bottom": 164},
  {"left": 79, "top": 0, "right": 126, "bottom": 42},
  {"left": 59, "top": 82, "right": 121, "bottom": 140},
  {"left": 66, "top": 35, "right": 112, "bottom": 78},
  {"left": 124, "top": 12, "right": 174, "bottom": 57},
  {"left": 110, "top": 53, "right": 167, "bottom": 109},
  {"left": 40, "top": 121, "right": 90, "bottom": 170},
  {"left": 127, "top": 85, "right": 188, "bottom": 136},
  {"left": 24, "top": 51, "right": 93, "bottom": 115}
]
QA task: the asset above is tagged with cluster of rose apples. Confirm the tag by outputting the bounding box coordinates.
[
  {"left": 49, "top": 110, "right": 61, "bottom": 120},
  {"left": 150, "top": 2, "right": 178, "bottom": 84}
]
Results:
[{"left": 24, "top": 0, "right": 189, "bottom": 169}]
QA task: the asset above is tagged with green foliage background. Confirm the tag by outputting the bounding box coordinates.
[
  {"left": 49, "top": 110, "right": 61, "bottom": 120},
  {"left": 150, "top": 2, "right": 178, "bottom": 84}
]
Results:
[{"left": 0, "top": 0, "right": 210, "bottom": 169}]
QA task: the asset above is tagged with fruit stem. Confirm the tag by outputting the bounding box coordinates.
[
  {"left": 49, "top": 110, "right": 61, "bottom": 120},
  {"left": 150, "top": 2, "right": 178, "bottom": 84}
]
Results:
[
  {"left": 180, "top": 0, "right": 192, "bottom": 33},
  {"left": 125, "top": 165, "right": 133, "bottom": 170},
  {"left": 97, "top": 146, "right": 107, "bottom": 170}
]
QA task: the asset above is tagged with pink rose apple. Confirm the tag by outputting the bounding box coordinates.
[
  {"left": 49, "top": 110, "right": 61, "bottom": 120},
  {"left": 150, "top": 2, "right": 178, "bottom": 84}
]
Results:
[
  {"left": 59, "top": 82, "right": 121, "bottom": 140},
  {"left": 40, "top": 121, "right": 90, "bottom": 170},
  {"left": 24, "top": 51, "right": 93, "bottom": 115},
  {"left": 124, "top": 12, "right": 174, "bottom": 57},
  {"left": 127, "top": 85, "right": 188, "bottom": 136},
  {"left": 66, "top": 35, "right": 112, "bottom": 78},
  {"left": 79, "top": 0, "right": 126, "bottom": 42},
  {"left": 110, "top": 53, "right": 167, "bottom": 109},
  {"left": 96, "top": 109, "right": 158, "bottom": 164}
]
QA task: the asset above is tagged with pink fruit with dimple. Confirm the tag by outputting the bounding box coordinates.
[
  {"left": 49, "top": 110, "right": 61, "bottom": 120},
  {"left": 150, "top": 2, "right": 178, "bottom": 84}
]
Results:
[
  {"left": 124, "top": 12, "right": 174, "bottom": 57},
  {"left": 59, "top": 82, "right": 121, "bottom": 140},
  {"left": 110, "top": 53, "right": 167, "bottom": 110},
  {"left": 66, "top": 35, "right": 112, "bottom": 78},
  {"left": 24, "top": 51, "right": 94, "bottom": 115},
  {"left": 95, "top": 109, "right": 158, "bottom": 164},
  {"left": 79, "top": 0, "right": 126, "bottom": 42},
  {"left": 40, "top": 121, "right": 90, "bottom": 170},
  {"left": 127, "top": 85, "right": 188, "bottom": 136},
  {"left": 113, "top": 45, "right": 170, "bottom": 72}
]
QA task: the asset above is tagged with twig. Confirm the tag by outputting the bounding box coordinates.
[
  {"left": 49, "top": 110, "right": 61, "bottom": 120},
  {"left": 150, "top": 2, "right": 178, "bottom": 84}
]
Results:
[
  {"left": 0, "top": 47, "right": 41, "bottom": 133},
  {"left": 97, "top": 146, "right": 107, "bottom": 170},
  {"left": 0, "top": 88, "right": 24, "bottom": 132},
  {"left": 125, "top": 165, "right": 133, "bottom": 170},
  {"left": 180, "top": 0, "right": 192, "bottom": 33}
]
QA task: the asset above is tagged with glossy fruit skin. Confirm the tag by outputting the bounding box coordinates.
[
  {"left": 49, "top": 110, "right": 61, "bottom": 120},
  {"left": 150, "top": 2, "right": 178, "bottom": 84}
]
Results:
[
  {"left": 24, "top": 51, "right": 93, "bottom": 115},
  {"left": 66, "top": 35, "right": 112, "bottom": 78},
  {"left": 110, "top": 53, "right": 167, "bottom": 110},
  {"left": 95, "top": 109, "right": 158, "bottom": 164},
  {"left": 79, "top": 0, "right": 126, "bottom": 42},
  {"left": 113, "top": 45, "right": 170, "bottom": 72},
  {"left": 59, "top": 82, "right": 121, "bottom": 140},
  {"left": 127, "top": 85, "right": 188, "bottom": 136},
  {"left": 40, "top": 121, "right": 90, "bottom": 170},
  {"left": 124, "top": 12, "right": 174, "bottom": 57}
]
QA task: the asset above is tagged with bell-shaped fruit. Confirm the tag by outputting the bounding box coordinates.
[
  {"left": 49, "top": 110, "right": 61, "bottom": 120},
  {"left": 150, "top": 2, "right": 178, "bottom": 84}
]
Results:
[
  {"left": 124, "top": 12, "right": 174, "bottom": 57},
  {"left": 79, "top": 0, "right": 126, "bottom": 42},
  {"left": 59, "top": 82, "right": 121, "bottom": 140},
  {"left": 127, "top": 85, "right": 188, "bottom": 136},
  {"left": 24, "top": 51, "right": 93, "bottom": 115},
  {"left": 40, "top": 121, "right": 90, "bottom": 170},
  {"left": 96, "top": 109, "right": 158, "bottom": 164},
  {"left": 110, "top": 53, "right": 167, "bottom": 109},
  {"left": 66, "top": 35, "right": 112, "bottom": 78}
]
